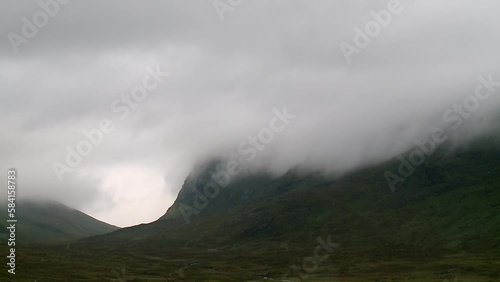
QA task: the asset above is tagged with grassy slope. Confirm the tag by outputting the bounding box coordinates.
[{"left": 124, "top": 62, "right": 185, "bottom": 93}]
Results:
[{"left": 85, "top": 138, "right": 500, "bottom": 255}]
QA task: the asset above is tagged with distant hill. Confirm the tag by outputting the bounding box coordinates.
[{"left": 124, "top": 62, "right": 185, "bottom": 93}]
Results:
[
  {"left": 0, "top": 222, "right": 7, "bottom": 241},
  {"left": 0, "top": 200, "right": 118, "bottom": 243}
]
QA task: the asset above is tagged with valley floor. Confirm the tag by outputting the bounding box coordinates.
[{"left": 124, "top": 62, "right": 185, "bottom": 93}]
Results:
[{"left": 1, "top": 244, "right": 499, "bottom": 281}]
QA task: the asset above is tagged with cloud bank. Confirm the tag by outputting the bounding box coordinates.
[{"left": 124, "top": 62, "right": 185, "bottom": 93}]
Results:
[{"left": 1, "top": 0, "right": 499, "bottom": 226}]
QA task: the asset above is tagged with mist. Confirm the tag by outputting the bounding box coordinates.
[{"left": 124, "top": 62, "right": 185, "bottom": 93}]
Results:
[{"left": 1, "top": 0, "right": 499, "bottom": 227}]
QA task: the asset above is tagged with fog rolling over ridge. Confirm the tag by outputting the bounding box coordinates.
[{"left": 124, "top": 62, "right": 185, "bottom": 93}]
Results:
[{"left": 1, "top": 0, "right": 500, "bottom": 227}]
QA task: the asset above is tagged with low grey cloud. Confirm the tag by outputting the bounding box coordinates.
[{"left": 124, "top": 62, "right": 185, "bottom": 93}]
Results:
[{"left": 1, "top": 0, "right": 499, "bottom": 226}]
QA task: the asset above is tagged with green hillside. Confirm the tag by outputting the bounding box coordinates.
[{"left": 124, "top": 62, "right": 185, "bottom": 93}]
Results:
[
  {"left": 0, "top": 200, "right": 118, "bottom": 243},
  {"left": 82, "top": 138, "right": 500, "bottom": 253}
]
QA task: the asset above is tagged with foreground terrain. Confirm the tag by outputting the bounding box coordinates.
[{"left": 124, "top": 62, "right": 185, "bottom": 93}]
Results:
[{"left": 2, "top": 244, "right": 499, "bottom": 281}]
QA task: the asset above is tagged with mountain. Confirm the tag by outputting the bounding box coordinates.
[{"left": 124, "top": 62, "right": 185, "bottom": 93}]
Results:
[
  {"left": 83, "top": 137, "right": 500, "bottom": 251},
  {"left": 8, "top": 136, "right": 499, "bottom": 281},
  {"left": 0, "top": 200, "right": 118, "bottom": 243},
  {"left": 63, "top": 136, "right": 500, "bottom": 281}
]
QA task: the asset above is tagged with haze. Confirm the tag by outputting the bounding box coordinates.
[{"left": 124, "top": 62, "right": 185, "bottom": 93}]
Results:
[{"left": 1, "top": 0, "right": 499, "bottom": 227}]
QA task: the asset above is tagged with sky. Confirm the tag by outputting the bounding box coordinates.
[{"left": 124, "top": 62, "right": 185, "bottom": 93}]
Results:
[{"left": 1, "top": 0, "right": 499, "bottom": 227}]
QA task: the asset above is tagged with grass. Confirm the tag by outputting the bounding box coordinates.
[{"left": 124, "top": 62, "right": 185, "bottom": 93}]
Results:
[{"left": 1, "top": 244, "right": 499, "bottom": 281}]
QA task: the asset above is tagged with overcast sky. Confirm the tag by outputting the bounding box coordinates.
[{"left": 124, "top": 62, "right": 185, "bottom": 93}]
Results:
[{"left": 1, "top": 0, "right": 499, "bottom": 227}]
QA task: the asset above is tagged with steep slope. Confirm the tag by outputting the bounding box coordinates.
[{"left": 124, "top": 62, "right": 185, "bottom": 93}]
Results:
[
  {"left": 0, "top": 200, "right": 118, "bottom": 243},
  {"left": 83, "top": 136, "right": 500, "bottom": 257}
]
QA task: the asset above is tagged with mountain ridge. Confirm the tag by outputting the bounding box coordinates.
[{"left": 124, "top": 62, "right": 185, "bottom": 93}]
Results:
[{"left": 81, "top": 136, "right": 500, "bottom": 255}]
